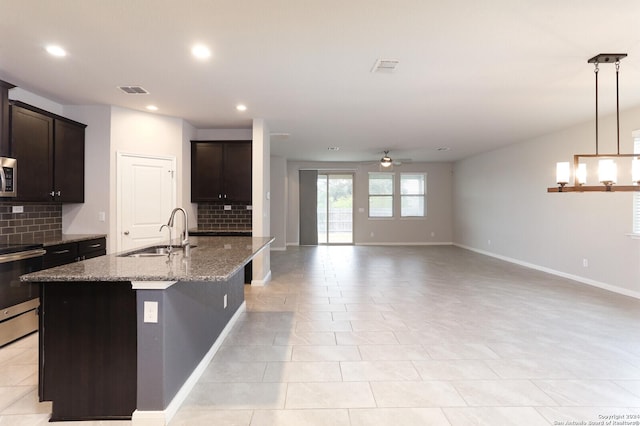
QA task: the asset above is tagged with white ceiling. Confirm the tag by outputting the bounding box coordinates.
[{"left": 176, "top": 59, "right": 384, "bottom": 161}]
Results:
[{"left": 2, "top": 0, "right": 640, "bottom": 163}]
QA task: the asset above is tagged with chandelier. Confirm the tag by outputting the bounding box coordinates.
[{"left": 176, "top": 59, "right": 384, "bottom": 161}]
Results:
[{"left": 548, "top": 53, "right": 640, "bottom": 193}]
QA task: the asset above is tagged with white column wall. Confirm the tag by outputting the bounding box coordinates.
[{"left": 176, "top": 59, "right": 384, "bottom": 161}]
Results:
[{"left": 251, "top": 119, "right": 271, "bottom": 284}]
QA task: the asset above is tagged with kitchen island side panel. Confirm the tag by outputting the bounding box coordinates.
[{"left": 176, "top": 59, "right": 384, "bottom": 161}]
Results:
[
  {"left": 136, "top": 271, "right": 245, "bottom": 410},
  {"left": 41, "top": 281, "right": 137, "bottom": 421}
]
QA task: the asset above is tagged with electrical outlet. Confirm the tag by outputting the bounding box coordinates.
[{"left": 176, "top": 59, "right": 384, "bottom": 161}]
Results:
[
  {"left": 488, "top": 239, "right": 492, "bottom": 246},
  {"left": 224, "top": 205, "right": 232, "bottom": 211},
  {"left": 370, "top": 232, "right": 374, "bottom": 237},
  {"left": 223, "top": 294, "right": 228, "bottom": 309},
  {"left": 11, "top": 205, "right": 24, "bottom": 213},
  {"left": 143, "top": 301, "right": 158, "bottom": 323},
  {"left": 98, "top": 211, "right": 106, "bottom": 222},
  {"left": 583, "top": 258, "right": 589, "bottom": 267}
]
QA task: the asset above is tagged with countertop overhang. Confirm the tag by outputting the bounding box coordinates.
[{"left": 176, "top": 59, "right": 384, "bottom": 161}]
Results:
[{"left": 21, "top": 236, "right": 273, "bottom": 283}]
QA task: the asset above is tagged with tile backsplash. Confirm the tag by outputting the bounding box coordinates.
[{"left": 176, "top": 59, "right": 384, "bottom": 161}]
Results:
[
  {"left": 0, "top": 203, "right": 62, "bottom": 243},
  {"left": 197, "top": 202, "right": 252, "bottom": 230}
]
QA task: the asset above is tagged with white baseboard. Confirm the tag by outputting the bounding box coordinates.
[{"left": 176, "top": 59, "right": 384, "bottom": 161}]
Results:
[
  {"left": 286, "top": 242, "right": 453, "bottom": 247},
  {"left": 356, "top": 242, "right": 453, "bottom": 246},
  {"left": 131, "top": 301, "right": 247, "bottom": 426},
  {"left": 251, "top": 269, "right": 272, "bottom": 286},
  {"left": 455, "top": 244, "right": 640, "bottom": 300}
]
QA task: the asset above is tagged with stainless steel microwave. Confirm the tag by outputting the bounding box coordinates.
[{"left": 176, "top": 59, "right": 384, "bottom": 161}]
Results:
[{"left": 0, "top": 157, "right": 17, "bottom": 197}]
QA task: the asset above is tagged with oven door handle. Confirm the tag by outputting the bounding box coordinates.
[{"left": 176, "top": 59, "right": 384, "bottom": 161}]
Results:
[{"left": 0, "top": 249, "right": 47, "bottom": 264}]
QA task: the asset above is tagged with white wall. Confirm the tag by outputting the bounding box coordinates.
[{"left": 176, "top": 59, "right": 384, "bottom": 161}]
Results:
[
  {"left": 194, "top": 128, "right": 252, "bottom": 140},
  {"left": 251, "top": 119, "right": 271, "bottom": 284},
  {"left": 8, "top": 87, "right": 64, "bottom": 116},
  {"left": 453, "top": 106, "right": 640, "bottom": 298},
  {"left": 270, "top": 156, "right": 287, "bottom": 250},
  {"left": 109, "top": 106, "right": 191, "bottom": 252},
  {"left": 286, "top": 160, "right": 453, "bottom": 245}
]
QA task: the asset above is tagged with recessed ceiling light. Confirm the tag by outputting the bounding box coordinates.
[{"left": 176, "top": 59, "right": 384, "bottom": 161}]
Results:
[
  {"left": 327, "top": 147, "right": 340, "bottom": 151},
  {"left": 46, "top": 45, "right": 67, "bottom": 57},
  {"left": 236, "top": 104, "right": 247, "bottom": 112},
  {"left": 146, "top": 105, "right": 158, "bottom": 111},
  {"left": 436, "top": 147, "right": 451, "bottom": 151},
  {"left": 191, "top": 44, "right": 211, "bottom": 59}
]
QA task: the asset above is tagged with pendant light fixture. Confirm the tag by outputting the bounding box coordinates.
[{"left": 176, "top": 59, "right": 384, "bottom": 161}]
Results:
[
  {"left": 380, "top": 150, "right": 393, "bottom": 168},
  {"left": 548, "top": 53, "right": 640, "bottom": 193}
]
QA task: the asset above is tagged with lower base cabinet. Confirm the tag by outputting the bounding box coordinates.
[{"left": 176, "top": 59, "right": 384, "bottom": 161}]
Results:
[
  {"left": 40, "top": 282, "right": 137, "bottom": 421},
  {"left": 44, "top": 237, "right": 106, "bottom": 269}
]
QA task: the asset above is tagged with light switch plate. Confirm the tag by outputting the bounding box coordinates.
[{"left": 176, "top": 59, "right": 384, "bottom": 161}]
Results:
[
  {"left": 11, "top": 206, "right": 24, "bottom": 213},
  {"left": 143, "top": 301, "right": 158, "bottom": 323}
]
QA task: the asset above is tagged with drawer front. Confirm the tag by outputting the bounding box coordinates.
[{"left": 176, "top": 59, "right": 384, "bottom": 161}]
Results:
[
  {"left": 78, "top": 238, "right": 106, "bottom": 255},
  {"left": 44, "top": 243, "right": 79, "bottom": 269}
]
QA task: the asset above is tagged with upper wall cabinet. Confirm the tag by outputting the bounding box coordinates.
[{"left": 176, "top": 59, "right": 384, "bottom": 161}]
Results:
[
  {"left": 0, "top": 80, "right": 15, "bottom": 157},
  {"left": 191, "top": 140, "right": 252, "bottom": 203},
  {"left": 10, "top": 101, "right": 86, "bottom": 203}
]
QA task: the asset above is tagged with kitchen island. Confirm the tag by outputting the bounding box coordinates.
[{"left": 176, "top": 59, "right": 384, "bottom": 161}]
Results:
[{"left": 21, "top": 236, "right": 273, "bottom": 425}]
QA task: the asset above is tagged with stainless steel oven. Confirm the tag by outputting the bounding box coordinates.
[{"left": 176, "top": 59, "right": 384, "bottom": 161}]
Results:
[
  {"left": 0, "top": 244, "right": 45, "bottom": 346},
  {"left": 0, "top": 157, "right": 17, "bottom": 197}
]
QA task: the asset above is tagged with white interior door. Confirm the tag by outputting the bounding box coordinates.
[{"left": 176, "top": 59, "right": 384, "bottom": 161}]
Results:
[{"left": 117, "top": 152, "right": 176, "bottom": 252}]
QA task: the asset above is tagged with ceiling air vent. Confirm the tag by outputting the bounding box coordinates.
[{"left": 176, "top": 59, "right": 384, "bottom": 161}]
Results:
[
  {"left": 118, "top": 86, "right": 149, "bottom": 94},
  {"left": 371, "top": 59, "right": 399, "bottom": 73}
]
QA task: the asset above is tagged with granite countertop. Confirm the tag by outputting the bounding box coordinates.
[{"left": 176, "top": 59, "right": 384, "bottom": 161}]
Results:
[{"left": 22, "top": 236, "right": 273, "bottom": 283}]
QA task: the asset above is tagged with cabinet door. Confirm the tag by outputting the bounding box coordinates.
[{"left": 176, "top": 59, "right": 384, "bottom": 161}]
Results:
[
  {"left": 11, "top": 106, "right": 54, "bottom": 201},
  {"left": 54, "top": 119, "right": 85, "bottom": 202},
  {"left": 224, "top": 142, "right": 252, "bottom": 202},
  {"left": 191, "top": 142, "right": 224, "bottom": 201},
  {"left": 0, "top": 81, "right": 14, "bottom": 157}
]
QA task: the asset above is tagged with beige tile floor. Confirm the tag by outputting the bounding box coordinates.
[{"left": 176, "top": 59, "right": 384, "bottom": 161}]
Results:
[{"left": 1, "top": 245, "right": 639, "bottom": 425}]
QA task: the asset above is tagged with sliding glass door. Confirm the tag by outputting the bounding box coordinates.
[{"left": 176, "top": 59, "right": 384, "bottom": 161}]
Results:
[{"left": 317, "top": 174, "right": 353, "bottom": 244}]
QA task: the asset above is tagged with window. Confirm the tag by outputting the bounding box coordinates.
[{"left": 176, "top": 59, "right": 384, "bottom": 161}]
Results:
[
  {"left": 400, "top": 173, "right": 426, "bottom": 217},
  {"left": 369, "top": 173, "right": 393, "bottom": 217},
  {"left": 634, "top": 138, "right": 640, "bottom": 234}
]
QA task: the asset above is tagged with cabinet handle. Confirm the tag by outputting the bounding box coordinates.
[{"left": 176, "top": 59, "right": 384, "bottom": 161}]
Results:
[
  {"left": 88, "top": 244, "right": 102, "bottom": 248},
  {"left": 53, "top": 249, "right": 70, "bottom": 255},
  {"left": 218, "top": 194, "right": 222, "bottom": 199},
  {"left": 56, "top": 190, "right": 61, "bottom": 196},
  {"left": 49, "top": 191, "right": 55, "bottom": 197}
]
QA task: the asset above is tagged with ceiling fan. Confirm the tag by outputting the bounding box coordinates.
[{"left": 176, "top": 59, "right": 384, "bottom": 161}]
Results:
[{"left": 374, "top": 150, "right": 411, "bottom": 171}]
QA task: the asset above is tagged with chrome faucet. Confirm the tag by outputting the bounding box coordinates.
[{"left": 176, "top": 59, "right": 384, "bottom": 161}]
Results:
[
  {"left": 158, "top": 224, "right": 173, "bottom": 255},
  {"left": 167, "top": 207, "right": 190, "bottom": 256}
]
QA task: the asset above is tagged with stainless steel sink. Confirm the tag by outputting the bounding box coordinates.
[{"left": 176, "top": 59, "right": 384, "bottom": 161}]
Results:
[{"left": 120, "top": 245, "right": 196, "bottom": 258}]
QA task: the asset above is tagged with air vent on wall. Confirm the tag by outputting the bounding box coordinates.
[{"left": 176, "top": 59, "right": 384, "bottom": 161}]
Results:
[
  {"left": 371, "top": 59, "right": 399, "bottom": 73},
  {"left": 118, "top": 86, "right": 149, "bottom": 94}
]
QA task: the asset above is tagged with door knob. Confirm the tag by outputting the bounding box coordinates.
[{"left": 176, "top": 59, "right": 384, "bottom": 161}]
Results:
[{"left": 124, "top": 231, "right": 130, "bottom": 235}]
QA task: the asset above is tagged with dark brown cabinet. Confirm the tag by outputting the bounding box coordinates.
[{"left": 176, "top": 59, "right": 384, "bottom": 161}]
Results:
[
  {"left": 0, "top": 80, "right": 15, "bottom": 157},
  {"left": 39, "top": 281, "right": 137, "bottom": 421},
  {"left": 39, "top": 236, "right": 108, "bottom": 405},
  {"left": 10, "top": 101, "right": 85, "bottom": 203},
  {"left": 43, "top": 237, "right": 106, "bottom": 269},
  {"left": 191, "top": 140, "right": 252, "bottom": 202}
]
